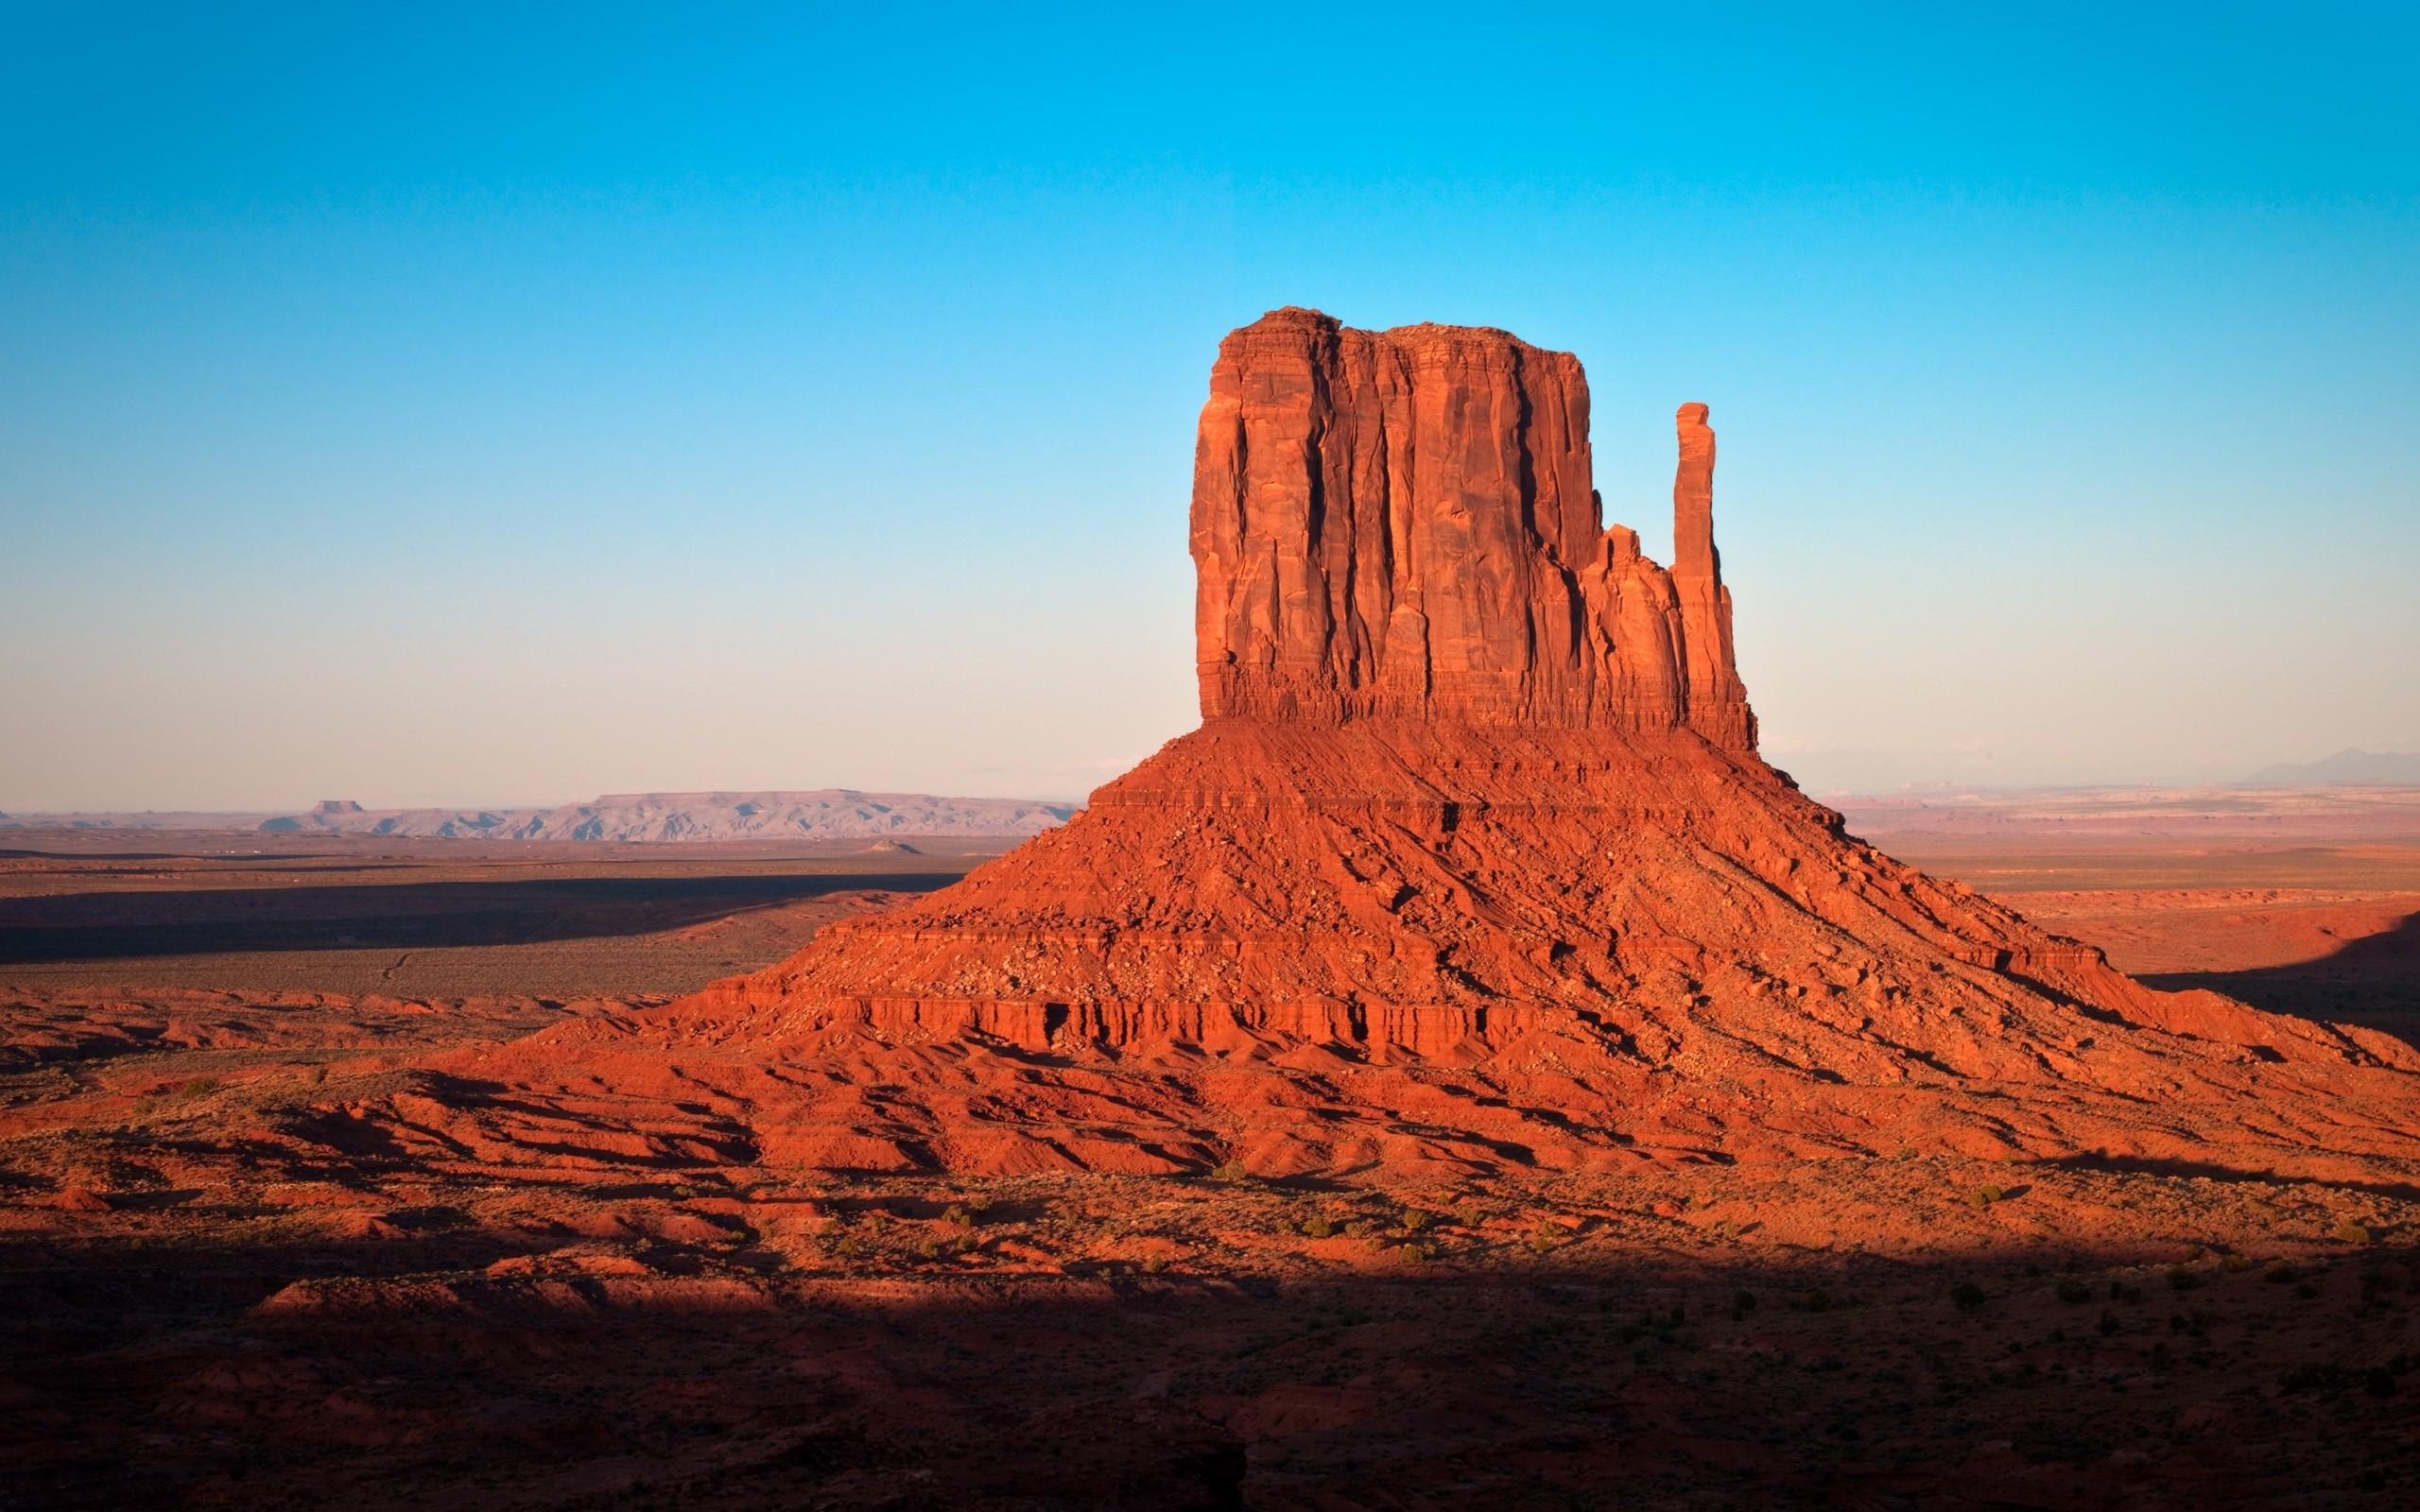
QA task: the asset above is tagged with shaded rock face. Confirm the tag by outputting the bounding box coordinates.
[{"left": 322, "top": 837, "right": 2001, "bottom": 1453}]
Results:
[
  {"left": 431, "top": 309, "right": 2420, "bottom": 1182},
  {"left": 1191, "top": 309, "right": 1753, "bottom": 747}
]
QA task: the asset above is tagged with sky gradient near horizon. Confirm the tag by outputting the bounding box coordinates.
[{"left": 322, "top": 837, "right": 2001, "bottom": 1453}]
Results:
[{"left": 4, "top": 3, "right": 2416, "bottom": 808}]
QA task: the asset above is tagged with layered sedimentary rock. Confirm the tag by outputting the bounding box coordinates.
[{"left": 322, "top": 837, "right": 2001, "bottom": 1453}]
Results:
[
  {"left": 1191, "top": 309, "right": 1754, "bottom": 747},
  {"left": 416, "top": 310, "right": 2420, "bottom": 1183}
]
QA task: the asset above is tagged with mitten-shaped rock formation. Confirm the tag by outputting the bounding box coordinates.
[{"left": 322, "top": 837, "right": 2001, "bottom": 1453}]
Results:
[
  {"left": 1192, "top": 310, "right": 1754, "bottom": 747},
  {"left": 419, "top": 310, "right": 2420, "bottom": 1185}
]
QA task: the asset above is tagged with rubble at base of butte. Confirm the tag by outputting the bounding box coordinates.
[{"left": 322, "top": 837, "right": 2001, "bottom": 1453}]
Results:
[{"left": 426, "top": 308, "right": 2420, "bottom": 1183}]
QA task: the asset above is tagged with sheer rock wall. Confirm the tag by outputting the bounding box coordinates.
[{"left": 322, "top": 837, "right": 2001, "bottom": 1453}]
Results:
[{"left": 1190, "top": 307, "right": 1754, "bottom": 748}]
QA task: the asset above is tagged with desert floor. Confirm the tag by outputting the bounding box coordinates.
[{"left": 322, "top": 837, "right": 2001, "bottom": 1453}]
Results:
[{"left": 5, "top": 816, "right": 2417, "bottom": 1509}]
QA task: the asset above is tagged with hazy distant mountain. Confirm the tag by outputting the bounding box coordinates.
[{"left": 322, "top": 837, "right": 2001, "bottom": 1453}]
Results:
[
  {"left": 0, "top": 790, "right": 1079, "bottom": 841},
  {"left": 2243, "top": 748, "right": 2420, "bottom": 786}
]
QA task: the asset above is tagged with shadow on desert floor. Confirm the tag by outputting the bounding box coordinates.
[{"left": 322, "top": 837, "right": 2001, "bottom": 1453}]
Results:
[
  {"left": 2142, "top": 907, "right": 2420, "bottom": 1046},
  {"left": 0, "top": 872, "right": 959, "bottom": 965},
  {"left": 6, "top": 1219, "right": 2418, "bottom": 1511}
]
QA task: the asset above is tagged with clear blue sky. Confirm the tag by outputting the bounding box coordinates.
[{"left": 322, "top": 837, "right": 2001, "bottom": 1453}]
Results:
[{"left": 4, "top": 2, "right": 2415, "bottom": 807}]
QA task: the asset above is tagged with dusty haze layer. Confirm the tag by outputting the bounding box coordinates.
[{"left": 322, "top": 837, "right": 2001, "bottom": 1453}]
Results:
[{"left": 0, "top": 789, "right": 1074, "bottom": 841}]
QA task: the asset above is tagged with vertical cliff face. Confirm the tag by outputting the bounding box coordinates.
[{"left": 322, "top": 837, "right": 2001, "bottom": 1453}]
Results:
[{"left": 1189, "top": 307, "right": 1755, "bottom": 748}]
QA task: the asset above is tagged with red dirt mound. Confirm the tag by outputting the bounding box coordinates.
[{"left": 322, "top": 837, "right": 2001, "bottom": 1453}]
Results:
[{"left": 430, "top": 309, "right": 2420, "bottom": 1186}]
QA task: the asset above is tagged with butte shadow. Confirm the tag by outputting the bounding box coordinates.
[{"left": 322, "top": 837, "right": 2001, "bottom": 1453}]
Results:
[{"left": 0, "top": 872, "right": 959, "bottom": 966}]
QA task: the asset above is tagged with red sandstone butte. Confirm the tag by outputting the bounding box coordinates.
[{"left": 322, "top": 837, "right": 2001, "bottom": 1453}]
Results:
[
  {"left": 1191, "top": 310, "right": 1752, "bottom": 746},
  {"left": 433, "top": 310, "right": 2420, "bottom": 1183}
]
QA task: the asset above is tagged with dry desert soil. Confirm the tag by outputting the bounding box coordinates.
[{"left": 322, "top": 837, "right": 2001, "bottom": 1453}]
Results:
[{"left": 5, "top": 807, "right": 2419, "bottom": 1510}]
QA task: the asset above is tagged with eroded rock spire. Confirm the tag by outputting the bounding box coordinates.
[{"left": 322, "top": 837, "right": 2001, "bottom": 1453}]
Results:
[{"left": 1669, "top": 401, "right": 1754, "bottom": 748}]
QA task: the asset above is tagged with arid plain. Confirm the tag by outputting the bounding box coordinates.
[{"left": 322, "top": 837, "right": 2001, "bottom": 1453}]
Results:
[{"left": 5, "top": 801, "right": 2417, "bottom": 1509}]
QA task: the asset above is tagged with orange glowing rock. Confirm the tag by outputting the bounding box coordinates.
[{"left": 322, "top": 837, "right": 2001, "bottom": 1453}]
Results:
[{"left": 461, "top": 310, "right": 2420, "bottom": 1181}]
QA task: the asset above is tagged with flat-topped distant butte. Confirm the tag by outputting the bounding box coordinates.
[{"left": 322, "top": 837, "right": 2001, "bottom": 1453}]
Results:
[{"left": 6, "top": 311, "right": 2418, "bottom": 1510}]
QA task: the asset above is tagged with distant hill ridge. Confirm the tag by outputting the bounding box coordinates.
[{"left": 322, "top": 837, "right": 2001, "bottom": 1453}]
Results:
[
  {"left": 2245, "top": 748, "right": 2420, "bottom": 786},
  {"left": 0, "top": 789, "right": 1080, "bottom": 841}
]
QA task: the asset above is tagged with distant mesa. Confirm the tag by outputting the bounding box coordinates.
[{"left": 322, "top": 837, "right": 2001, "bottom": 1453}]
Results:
[
  {"left": 435, "top": 307, "right": 2420, "bottom": 1182},
  {"left": 862, "top": 839, "right": 924, "bottom": 854},
  {"left": 1, "top": 791, "right": 1078, "bottom": 841},
  {"left": 2245, "top": 747, "right": 2420, "bottom": 787}
]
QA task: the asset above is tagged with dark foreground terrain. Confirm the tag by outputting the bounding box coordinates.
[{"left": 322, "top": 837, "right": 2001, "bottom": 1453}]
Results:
[{"left": 4, "top": 825, "right": 2418, "bottom": 1509}]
